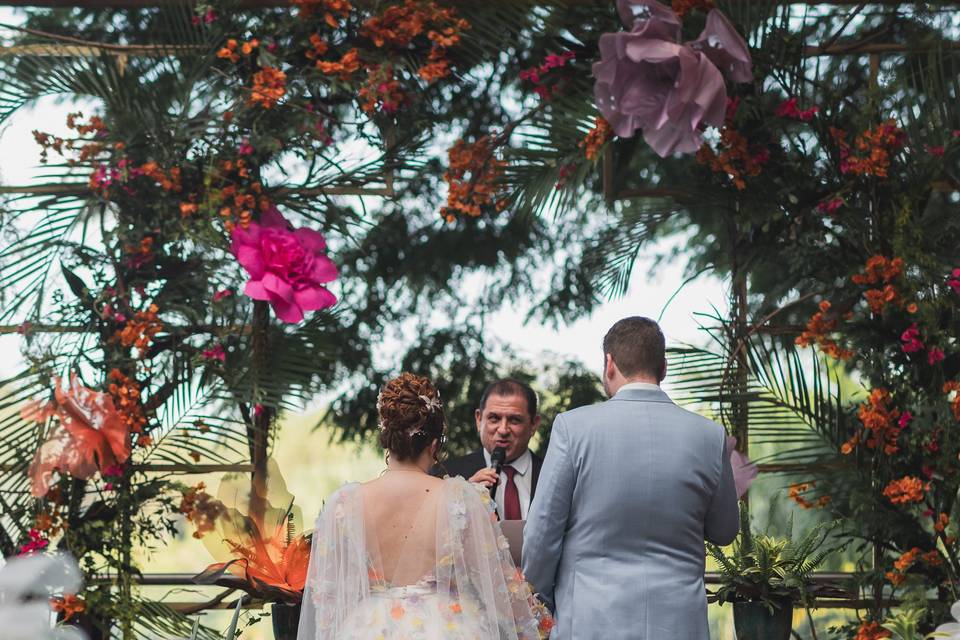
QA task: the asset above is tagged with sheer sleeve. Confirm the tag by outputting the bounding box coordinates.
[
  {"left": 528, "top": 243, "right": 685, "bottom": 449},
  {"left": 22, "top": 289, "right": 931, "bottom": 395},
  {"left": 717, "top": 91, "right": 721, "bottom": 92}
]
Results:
[
  {"left": 297, "top": 483, "right": 370, "bottom": 640},
  {"left": 435, "top": 477, "right": 549, "bottom": 639}
]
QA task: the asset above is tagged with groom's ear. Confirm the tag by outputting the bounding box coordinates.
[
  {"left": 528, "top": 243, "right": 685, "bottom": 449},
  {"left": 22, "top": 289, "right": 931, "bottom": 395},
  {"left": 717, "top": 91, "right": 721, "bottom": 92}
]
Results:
[
  {"left": 604, "top": 353, "right": 616, "bottom": 380},
  {"left": 659, "top": 358, "right": 668, "bottom": 382}
]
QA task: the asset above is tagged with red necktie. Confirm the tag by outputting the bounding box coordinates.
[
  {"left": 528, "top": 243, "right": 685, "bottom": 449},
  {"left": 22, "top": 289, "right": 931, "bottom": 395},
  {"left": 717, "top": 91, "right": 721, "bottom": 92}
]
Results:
[{"left": 503, "top": 465, "right": 522, "bottom": 520}]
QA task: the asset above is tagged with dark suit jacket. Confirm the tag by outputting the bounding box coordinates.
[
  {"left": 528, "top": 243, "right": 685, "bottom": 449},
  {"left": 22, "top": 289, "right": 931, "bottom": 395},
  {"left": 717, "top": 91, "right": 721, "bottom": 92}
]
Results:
[{"left": 431, "top": 448, "right": 543, "bottom": 503}]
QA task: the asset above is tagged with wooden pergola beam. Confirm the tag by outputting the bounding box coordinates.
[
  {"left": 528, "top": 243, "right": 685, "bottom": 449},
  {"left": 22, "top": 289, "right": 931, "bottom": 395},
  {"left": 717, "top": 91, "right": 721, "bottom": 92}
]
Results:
[
  {"left": 0, "top": 182, "right": 394, "bottom": 196},
  {"left": 0, "top": 43, "right": 200, "bottom": 56},
  {"left": 0, "top": 0, "right": 958, "bottom": 6},
  {"left": 4, "top": 41, "right": 958, "bottom": 59}
]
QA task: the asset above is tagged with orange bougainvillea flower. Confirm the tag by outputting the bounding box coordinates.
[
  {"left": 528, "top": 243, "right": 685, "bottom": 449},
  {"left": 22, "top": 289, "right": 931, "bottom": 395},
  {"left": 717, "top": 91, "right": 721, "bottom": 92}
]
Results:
[
  {"left": 358, "top": 65, "right": 406, "bottom": 115},
  {"left": 217, "top": 39, "right": 240, "bottom": 63},
  {"left": 883, "top": 476, "right": 929, "bottom": 506},
  {"left": 852, "top": 255, "right": 903, "bottom": 286},
  {"left": 315, "top": 48, "right": 361, "bottom": 80},
  {"left": 849, "top": 388, "right": 904, "bottom": 455},
  {"left": 893, "top": 547, "right": 921, "bottom": 572},
  {"left": 22, "top": 374, "right": 132, "bottom": 497},
  {"left": 696, "top": 116, "right": 770, "bottom": 191},
  {"left": 107, "top": 368, "right": 148, "bottom": 436},
  {"left": 788, "top": 482, "right": 830, "bottom": 509},
  {"left": 292, "top": 0, "right": 351, "bottom": 27},
  {"left": 795, "top": 300, "right": 855, "bottom": 361},
  {"left": 934, "top": 512, "right": 949, "bottom": 532},
  {"left": 943, "top": 381, "right": 960, "bottom": 421},
  {"left": 441, "top": 136, "right": 507, "bottom": 222},
  {"left": 360, "top": 0, "right": 469, "bottom": 82},
  {"left": 851, "top": 255, "right": 904, "bottom": 314},
  {"left": 179, "top": 482, "right": 227, "bottom": 539},
  {"left": 112, "top": 303, "right": 162, "bottom": 359},
  {"left": 50, "top": 594, "right": 86, "bottom": 622},
  {"left": 833, "top": 120, "right": 905, "bottom": 178},
  {"left": 672, "top": 0, "right": 715, "bottom": 17},
  {"left": 304, "top": 33, "right": 329, "bottom": 63},
  {"left": 579, "top": 116, "right": 612, "bottom": 161},
  {"left": 248, "top": 67, "right": 286, "bottom": 109},
  {"left": 854, "top": 621, "right": 892, "bottom": 640}
]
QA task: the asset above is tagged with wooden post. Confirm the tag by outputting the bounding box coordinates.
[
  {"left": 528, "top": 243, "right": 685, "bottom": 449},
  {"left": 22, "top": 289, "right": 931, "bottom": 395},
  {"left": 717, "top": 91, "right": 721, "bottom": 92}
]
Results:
[{"left": 248, "top": 300, "right": 271, "bottom": 527}]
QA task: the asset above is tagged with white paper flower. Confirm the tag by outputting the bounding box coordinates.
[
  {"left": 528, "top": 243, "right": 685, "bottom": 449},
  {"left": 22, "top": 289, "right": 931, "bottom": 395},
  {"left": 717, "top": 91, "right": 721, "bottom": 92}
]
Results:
[
  {"left": 0, "top": 553, "right": 87, "bottom": 640},
  {"left": 933, "top": 601, "right": 960, "bottom": 638}
]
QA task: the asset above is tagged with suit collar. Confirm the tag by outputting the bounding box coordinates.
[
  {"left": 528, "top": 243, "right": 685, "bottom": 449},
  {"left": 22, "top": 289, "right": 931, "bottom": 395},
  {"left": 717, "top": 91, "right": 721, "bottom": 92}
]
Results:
[{"left": 611, "top": 386, "right": 674, "bottom": 404}]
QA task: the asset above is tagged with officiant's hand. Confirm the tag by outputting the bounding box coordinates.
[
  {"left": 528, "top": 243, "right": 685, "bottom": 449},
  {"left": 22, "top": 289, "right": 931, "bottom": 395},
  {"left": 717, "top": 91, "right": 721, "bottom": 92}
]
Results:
[{"left": 469, "top": 468, "right": 499, "bottom": 488}]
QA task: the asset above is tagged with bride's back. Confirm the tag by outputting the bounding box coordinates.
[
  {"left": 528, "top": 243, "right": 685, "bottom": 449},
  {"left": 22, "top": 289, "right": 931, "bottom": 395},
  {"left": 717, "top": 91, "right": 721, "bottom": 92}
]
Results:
[{"left": 360, "top": 471, "right": 446, "bottom": 587}]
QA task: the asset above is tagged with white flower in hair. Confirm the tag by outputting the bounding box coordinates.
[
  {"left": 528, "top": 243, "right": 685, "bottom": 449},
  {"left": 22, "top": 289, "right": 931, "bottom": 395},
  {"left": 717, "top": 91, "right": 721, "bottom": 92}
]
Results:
[{"left": 419, "top": 393, "right": 442, "bottom": 413}]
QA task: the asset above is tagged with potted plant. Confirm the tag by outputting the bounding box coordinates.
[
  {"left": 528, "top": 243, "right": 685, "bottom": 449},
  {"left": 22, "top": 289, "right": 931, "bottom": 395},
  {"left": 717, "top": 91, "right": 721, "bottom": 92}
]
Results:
[{"left": 708, "top": 517, "right": 844, "bottom": 640}]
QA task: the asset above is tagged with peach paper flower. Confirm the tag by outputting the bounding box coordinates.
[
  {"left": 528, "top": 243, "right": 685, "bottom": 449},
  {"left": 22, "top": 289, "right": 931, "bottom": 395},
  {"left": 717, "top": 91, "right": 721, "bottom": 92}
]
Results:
[{"left": 22, "top": 374, "right": 131, "bottom": 497}]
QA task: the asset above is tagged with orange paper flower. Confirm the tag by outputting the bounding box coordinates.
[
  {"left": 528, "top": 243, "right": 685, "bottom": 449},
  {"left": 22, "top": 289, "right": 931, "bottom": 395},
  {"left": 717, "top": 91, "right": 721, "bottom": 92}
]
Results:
[{"left": 22, "top": 374, "right": 132, "bottom": 497}]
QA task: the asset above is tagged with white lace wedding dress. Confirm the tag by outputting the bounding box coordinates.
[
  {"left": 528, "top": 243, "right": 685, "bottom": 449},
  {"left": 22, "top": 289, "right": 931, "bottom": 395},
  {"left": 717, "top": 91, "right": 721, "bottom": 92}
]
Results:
[{"left": 297, "top": 476, "right": 543, "bottom": 640}]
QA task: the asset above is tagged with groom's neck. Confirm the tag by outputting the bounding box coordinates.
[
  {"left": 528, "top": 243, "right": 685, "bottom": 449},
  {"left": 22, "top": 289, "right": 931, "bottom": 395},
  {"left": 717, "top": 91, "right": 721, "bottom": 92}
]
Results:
[{"left": 607, "top": 376, "right": 660, "bottom": 397}]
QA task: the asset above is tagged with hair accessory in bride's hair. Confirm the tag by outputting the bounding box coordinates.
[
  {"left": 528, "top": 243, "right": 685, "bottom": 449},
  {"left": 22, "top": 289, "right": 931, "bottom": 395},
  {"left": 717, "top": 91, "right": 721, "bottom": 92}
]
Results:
[{"left": 419, "top": 393, "right": 442, "bottom": 413}]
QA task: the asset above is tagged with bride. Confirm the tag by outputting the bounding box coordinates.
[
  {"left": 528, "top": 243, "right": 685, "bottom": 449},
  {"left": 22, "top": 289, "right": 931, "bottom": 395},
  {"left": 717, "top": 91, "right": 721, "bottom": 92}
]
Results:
[{"left": 297, "top": 372, "right": 546, "bottom": 639}]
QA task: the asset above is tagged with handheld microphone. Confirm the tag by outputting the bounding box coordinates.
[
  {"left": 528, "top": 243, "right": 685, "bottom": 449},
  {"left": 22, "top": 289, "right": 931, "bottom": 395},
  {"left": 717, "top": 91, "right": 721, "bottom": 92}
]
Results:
[{"left": 490, "top": 446, "right": 507, "bottom": 474}]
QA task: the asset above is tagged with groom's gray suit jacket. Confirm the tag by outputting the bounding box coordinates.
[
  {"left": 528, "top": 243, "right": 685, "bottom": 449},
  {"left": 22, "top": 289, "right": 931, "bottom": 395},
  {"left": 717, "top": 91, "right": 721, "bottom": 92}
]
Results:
[{"left": 522, "top": 386, "right": 739, "bottom": 639}]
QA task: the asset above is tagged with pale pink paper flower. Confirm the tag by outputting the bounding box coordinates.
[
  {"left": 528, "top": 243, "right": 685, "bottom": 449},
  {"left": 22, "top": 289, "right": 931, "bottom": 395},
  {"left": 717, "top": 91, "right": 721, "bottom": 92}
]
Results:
[
  {"left": 593, "top": 0, "right": 752, "bottom": 157},
  {"left": 726, "top": 435, "right": 758, "bottom": 499},
  {"left": 22, "top": 374, "right": 131, "bottom": 497},
  {"left": 230, "top": 207, "right": 337, "bottom": 323}
]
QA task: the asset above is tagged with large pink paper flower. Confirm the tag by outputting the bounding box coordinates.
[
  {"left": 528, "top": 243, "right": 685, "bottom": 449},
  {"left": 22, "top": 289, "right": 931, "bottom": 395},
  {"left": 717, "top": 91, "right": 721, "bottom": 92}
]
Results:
[
  {"left": 593, "top": 0, "right": 753, "bottom": 157},
  {"left": 230, "top": 207, "right": 338, "bottom": 323},
  {"left": 22, "top": 374, "right": 131, "bottom": 497}
]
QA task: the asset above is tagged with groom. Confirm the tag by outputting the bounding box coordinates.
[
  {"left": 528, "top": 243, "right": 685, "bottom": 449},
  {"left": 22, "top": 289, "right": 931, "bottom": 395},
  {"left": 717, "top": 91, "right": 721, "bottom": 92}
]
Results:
[{"left": 523, "top": 317, "right": 739, "bottom": 639}]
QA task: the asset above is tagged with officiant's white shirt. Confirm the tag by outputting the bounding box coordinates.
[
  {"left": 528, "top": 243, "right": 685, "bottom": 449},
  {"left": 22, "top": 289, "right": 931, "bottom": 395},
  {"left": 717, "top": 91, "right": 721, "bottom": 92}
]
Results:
[{"left": 483, "top": 448, "right": 533, "bottom": 519}]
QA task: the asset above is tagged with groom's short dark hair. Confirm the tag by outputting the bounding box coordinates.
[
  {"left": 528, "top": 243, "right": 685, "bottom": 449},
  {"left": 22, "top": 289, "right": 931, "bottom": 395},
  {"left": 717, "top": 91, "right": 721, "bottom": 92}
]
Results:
[{"left": 603, "top": 317, "right": 666, "bottom": 379}]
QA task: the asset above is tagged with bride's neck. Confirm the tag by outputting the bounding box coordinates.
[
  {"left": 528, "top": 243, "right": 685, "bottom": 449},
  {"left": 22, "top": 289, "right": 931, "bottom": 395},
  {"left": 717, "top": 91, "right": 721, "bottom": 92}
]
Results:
[{"left": 387, "top": 459, "right": 429, "bottom": 474}]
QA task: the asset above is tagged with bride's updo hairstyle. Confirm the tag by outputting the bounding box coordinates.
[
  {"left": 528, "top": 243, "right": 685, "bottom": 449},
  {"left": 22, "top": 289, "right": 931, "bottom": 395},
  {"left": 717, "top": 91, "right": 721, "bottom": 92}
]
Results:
[{"left": 377, "top": 372, "right": 446, "bottom": 461}]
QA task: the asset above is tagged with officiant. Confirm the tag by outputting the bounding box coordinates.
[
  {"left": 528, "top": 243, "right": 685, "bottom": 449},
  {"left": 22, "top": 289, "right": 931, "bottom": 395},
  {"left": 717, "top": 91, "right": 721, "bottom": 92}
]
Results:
[{"left": 433, "top": 379, "right": 542, "bottom": 520}]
